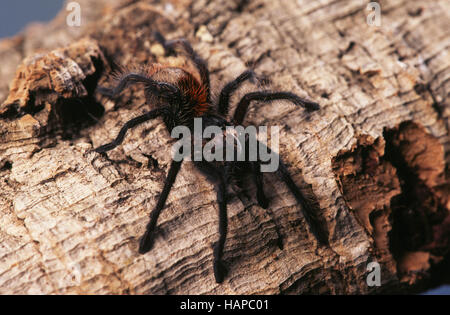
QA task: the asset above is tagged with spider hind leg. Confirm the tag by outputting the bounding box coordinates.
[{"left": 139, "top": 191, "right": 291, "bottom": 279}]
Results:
[
  {"left": 251, "top": 161, "right": 269, "bottom": 209},
  {"left": 193, "top": 161, "right": 230, "bottom": 283},
  {"left": 213, "top": 171, "right": 229, "bottom": 283},
  {"left": 251, "top": 161, "right": 284, "bottom": 249},
  {"left": 139, "top": 160, "right": 183, "bottom": 254}
]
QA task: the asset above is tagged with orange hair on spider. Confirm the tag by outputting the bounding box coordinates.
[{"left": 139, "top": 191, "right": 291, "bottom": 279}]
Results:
[
  {"left": 128, "top": 63, "right": 210, "bottom": 116},
  {"left": 177, "top": 72, "right": 209, "bottom": 116}
]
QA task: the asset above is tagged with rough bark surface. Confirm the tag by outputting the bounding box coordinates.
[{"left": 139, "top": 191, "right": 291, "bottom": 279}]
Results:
[{"left": 0, "top": 0, "right": 449, "bottom": 294}]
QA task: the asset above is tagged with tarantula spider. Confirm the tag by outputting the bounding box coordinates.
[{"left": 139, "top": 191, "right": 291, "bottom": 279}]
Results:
[{"left": 94, "top": 32, "right": 328, "bottom": 283}]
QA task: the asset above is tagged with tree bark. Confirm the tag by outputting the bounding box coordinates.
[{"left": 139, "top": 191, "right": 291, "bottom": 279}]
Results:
[{"left": 0, "top": 0, "right": 449, "bottom": 294}]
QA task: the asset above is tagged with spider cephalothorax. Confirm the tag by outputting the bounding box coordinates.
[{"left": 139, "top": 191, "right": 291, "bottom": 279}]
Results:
[{"left": 94, "top": 32, "right": 328, "bottom": 283}]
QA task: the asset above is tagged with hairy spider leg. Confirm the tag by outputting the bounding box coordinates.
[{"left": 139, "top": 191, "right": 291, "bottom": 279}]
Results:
[
  {"left": 154, "top": 31, "right": 211, "bottom": 102},
  {"left": 213, "top": 169, "right": 229, "bottom": 283},
  {"left": 250, "top": 160, "right": 284, "bottom": 249},
  {"left": 257, "top": 139, "right": 328, "bottom": 245},
  {"left": 94, "top": 71, "right": 182, "bottom": 152},
  {"left": 139, "top": 160, "right": 183, "bottom": 253},
  {"left": 218, "top": 70, "right": 256, "bottom": 116},
  {"left": 192, "top": 158, "right": 231, "bottom": 283},
  {"left": 94, "top": 108, "right": 163, "bottom": 153},
  {"left": 230, "top": 92, "right": 326, "bottom": 245},
  {"left": 250, "top": 160, "right": 269, "bottom": 209},
  {"left": 96, "top": 73, "right": 180, "bottom": 99},
  {"left": 252, "top": 139, "right": 328, "bottom": 246},
  {"left": 233, "top": 91, "right": 320, "bottom": 125}
]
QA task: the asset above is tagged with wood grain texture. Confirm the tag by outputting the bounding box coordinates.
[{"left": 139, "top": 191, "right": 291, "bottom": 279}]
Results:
[{"left": 0, "top": 0, "right": 449, "bottom": 294}]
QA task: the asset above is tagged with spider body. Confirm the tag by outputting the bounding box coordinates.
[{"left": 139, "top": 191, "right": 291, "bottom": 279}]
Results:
[{"left": 94, "top": 32, "right": 328, "bottom": 283}]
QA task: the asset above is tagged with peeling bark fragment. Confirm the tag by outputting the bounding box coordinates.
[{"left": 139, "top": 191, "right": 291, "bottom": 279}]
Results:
[{"left": 1, "top": 38, "right": 107, "bottom": 120}]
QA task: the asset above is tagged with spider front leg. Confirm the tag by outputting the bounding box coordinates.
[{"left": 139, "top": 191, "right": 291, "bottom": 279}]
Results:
[
  {"left": 97, "top": 73, "right": 155, "bottom": 98},
  {"left": 96, "top": 73, "right": 180, "bottom": 100},
  {"left": 233, "top": 91, "right": 320, "bottom": 125},
  {"left": 139, "top": 160, "right": 183, "bottom": 253},
  {"left": 94, "top": 108, "right": 163, "bottom": 153}
]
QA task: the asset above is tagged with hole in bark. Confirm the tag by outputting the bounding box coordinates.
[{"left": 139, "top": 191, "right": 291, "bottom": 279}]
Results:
[
  {"left": 228, "top": 39, "right": 239, "bottom": 49},
  {"left": 55, "top": 96, "right": 105, "bottom": 140},
  {"left": 235, "top": 0, "right": 250, "bottom": 12},
  {"left": 0, "top": 103, "right": 20, "bottom": 119},
  {"left": 332, "top": 121, "right": 449, "bottom": 291},
  {"left": 142, "top": 153, "right": 159, "bottom": 169},
  {"left": 408, "top": 7, "right": 423, "bottom": 17},
  {"left": 414, "top": 83, "right": 428, "bottom": 95},
  {"left": 51, "top": 55, "right": 106, "bottom": 140},
  {"left": 338, "top": 41, "right": 355, "bottom": 59},
  {"left": 0, "top": 160, "right": 12, "bottom": 172},
  {"left": 0, "top": 92, "right": 45, "bottom": 120},
  {"left": 321, "top": 92, "right": 330, "bottom": 99}
]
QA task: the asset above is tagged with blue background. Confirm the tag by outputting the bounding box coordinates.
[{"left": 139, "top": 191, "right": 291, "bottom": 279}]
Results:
[{"left": 0, "top": 1, "right": 65, "bottom": 38}]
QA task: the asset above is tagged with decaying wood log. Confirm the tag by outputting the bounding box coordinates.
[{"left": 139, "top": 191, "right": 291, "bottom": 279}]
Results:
[{"left": 0, "top": 0, "right": 449, "bottom": 294}]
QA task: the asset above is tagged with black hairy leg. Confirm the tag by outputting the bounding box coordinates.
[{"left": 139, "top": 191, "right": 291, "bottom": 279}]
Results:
[
  {"left": 254, "top": 140, "right": 328, "bottom": 246},
  {"left": 213, "top": 170, "right": 229, "bottom": 283},
  {"left": 139, "top": 160, "right": 183, "bottom": 253},
  {"left": 251, "top": 160, "right": 284, "bottom": 250},
  {"left": 94, "top": 108, "right": 164, "bottom": 153},
  {"left": 96, "top": 73, "right": 180, "bottom": 99},
  {"left": 233, "top": 91, "right": 320, "bottom": 124},
  {"left": 193, "top": 160, "right": 230, "bottom": 283},
  {"left": 250, "top": 161, "right": 269, "bottom": 209},
  {"left": 218, "top": 70, "right": 257, "bottom": 116}
]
